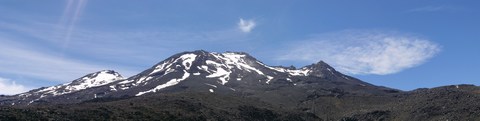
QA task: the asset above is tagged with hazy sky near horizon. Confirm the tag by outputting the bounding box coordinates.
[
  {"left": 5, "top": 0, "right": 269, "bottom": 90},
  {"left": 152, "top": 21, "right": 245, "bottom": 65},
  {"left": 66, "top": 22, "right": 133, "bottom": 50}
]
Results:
[{"left": 0, "top": 0, "right": 479, "bottom": 95}]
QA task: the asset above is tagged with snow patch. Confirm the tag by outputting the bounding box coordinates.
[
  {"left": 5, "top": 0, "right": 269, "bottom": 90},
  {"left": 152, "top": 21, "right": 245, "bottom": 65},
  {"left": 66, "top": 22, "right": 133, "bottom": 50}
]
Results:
[
  {"left": 222, "top": 53, "right": 264, "bottom": 75},
  {"left": 205, "top": 83, "right": 217, "bottom": 88},
  {"left": 118, "top": 79, "right": 134, "bottom": 84},
  {"left": 342, "top": 76, "right": 350, "bottom": 80},
  {"left": 266, "top": 76, "right": 274, "bottom": 84},
  {"left": 256, "top": 61, "right": 311, "bottom": 76},
  {"left": 179, "top": 54, "right": 197, "bottom": 69},
  {"left": 286, "top": 78, "right": 292, "bottom": 82},
  {"left": 204, "top": 52, "right": 275, "bottom": 85},
  {"left": 136, "top": 70, "right": 190, "bottom": 96},
  {"left": 327, "top": 68, "right": 335, "bottom": 75},
  {"left": 205, "top": 60, "right": 231, "bottom": 85},
  {"left": 37, "top": 70, "right": 123, "bottom": 96},
  {"left": 109, "top": 85, "right": 117, "bottom": 91}
]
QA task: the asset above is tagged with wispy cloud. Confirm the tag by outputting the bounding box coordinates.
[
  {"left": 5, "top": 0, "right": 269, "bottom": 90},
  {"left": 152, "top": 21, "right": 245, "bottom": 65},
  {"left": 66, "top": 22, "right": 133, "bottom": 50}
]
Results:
[
  {"left": 59, "top": 0, "right": 88, "bottom": 52},
  {"left": 407, "top": 5, "right": 460, "bottom": 13},
  {"left": 0, "top": 39, "right": 136, "bottom": 83},
  {"left": 278, "top": 30, "right": 441, "bottom": 75},
  {"left": 0, "top": 77, "right": 30, "bottom": 95},
  {"left": 238, "top": 18, "right": 256, "bottom": 33}
]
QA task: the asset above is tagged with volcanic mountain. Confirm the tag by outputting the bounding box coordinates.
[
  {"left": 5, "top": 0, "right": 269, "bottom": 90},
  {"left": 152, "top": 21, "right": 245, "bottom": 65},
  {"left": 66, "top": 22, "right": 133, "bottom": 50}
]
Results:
[
  {"left": 1, "top": 50, "right": 396, "bottom": 105},
  {"left": 2, "top": 50, "right": 479, "bottom": 120}
]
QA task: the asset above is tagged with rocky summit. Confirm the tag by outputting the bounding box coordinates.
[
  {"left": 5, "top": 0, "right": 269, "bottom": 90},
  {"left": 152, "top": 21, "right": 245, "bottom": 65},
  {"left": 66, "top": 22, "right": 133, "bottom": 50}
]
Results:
[{"left": 1, "top": 50, "right": 479, "bottom": 121}]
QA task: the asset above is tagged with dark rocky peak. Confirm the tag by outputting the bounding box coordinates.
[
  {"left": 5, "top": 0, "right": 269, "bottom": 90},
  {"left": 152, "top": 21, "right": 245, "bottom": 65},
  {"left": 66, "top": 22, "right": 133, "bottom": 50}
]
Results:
[
  {"left": 302, "top": 61, "right": 339, "bottom": 78},
  {"left": 271, "top": 65, "right": 297, "bottom": 70},
  {"left": 301, "top": 61, "right": 378, "bottom": 87},
  {"left": 305, "top": 61, "right": 335, "bottom": 71}
]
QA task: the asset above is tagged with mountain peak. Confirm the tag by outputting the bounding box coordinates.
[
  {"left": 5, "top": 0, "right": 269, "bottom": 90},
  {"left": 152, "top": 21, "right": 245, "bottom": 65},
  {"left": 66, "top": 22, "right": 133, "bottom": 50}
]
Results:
[
  {"left": 70, "top": 70, "right": 124, "bottom": 86},
  {"left": 188, "top": 50, "right": 210, "bottom": 55},
  {"left": 303, "top": 60, "right": 339, "bottom": 78},
  {"left": 178, "top": 50, "right": 251, "bottom": 57},
  {"left": 25, "top": 70, "right": 124, "bottom": 97},
  {"left": 307, "top": 61, "right": 335, "bottom": 70}
]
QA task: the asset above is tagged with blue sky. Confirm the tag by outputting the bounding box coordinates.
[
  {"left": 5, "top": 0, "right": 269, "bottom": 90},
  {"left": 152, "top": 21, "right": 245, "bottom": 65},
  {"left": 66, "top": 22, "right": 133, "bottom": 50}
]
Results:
[{"left": 0, "top": 0, "right": 479, "bottom": 94}]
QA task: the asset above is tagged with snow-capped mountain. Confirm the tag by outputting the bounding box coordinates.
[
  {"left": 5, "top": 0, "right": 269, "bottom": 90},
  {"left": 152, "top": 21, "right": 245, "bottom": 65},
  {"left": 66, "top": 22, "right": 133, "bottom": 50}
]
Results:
[
  {"left": 0, "top": 50, "right": 397, "bottom": 105},
  {"left": 37, "top": 70, "right": 124, "bottom": 96},
  {"left": 0, "top": 70, "right": 124, "bottom": 105}
]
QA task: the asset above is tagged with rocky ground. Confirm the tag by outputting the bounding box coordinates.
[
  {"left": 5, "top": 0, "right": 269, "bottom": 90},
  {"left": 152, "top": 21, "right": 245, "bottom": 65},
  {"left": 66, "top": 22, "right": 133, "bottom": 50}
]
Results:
[{"left": 1, "top": 85, "right": 480, "bottom": 121}]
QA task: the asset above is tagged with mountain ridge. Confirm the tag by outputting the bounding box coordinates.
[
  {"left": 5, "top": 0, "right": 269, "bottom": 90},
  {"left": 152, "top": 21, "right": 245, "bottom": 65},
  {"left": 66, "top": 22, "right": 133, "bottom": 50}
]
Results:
[{"left": 1, "top": 50, "right": 396, "bottom": 105}]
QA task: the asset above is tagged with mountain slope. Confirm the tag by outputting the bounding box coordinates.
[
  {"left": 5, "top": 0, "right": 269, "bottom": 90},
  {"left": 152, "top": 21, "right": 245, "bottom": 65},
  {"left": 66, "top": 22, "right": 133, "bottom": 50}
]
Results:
[{"left": 2, "top": 85, "right": 479, "bottom": 120}]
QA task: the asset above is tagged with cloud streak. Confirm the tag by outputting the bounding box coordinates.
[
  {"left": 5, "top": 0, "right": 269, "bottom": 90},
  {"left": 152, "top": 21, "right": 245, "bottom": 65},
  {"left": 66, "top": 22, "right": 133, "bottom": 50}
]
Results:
[
  {"left": 60, "top": 0, "right": 88, "bottom": 52},
  {"left": 0, "top": 38, "right": 137, "bottom": 83},
  {"left": 278, "top": 30, "right": 441, "bottom": 75},
  {"left": 238, "top": 18, "right": 256, "bottom": 33},
  {"left": 407, "top": 5, "right": 460, "bottom": 13},
  {"left": 0, "top": 77, "right": 29, "bottom": 95}
]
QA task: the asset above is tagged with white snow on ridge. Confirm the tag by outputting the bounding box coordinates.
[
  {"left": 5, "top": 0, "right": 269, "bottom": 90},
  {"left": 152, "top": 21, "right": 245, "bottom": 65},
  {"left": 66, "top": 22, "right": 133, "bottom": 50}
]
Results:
[
  {"left": 203, "top": 52, "right": 276, "bottom": 85},
  {"left": 222, "top": 53, "right": 264, "bottom": 75},
  {"left": 119, "top": 54, "right": 198, "bottom": 87},
  {"left": 36, "top": 70, "right": 124, "bottom": 96},
  {"left": 109, "top": 85, "right": 117, "bottom": 91},
  {"left": 200, "top": 65, "right": 211, "bottom": 73},
  {"left": 256, "top": 61, "right": 311, "bottom": 76},
  {"left": 205, "top": 66, "right": 231, "bottom": 85},
  {"left": 136, "top": 70, "right": 191, "bottom": 96},
  {"left": 266, "top": 76, "right": 274, "bottom": 84},
  {"left": 66, "top": 71, "right": 123, "bottom": 90},
  {"left": 286, "top": 69, "right": 311, "bottom": 76},
  {"left": 180, "top": 54, "right": 197, "bottom": 69},
  {"left": 205, "top": 60, "right": 231, "bottom": 85},
  {"left": 286, "top": 78, "right": 292, "bottom": 82},
  {"left": 150, "top": 58, "right": 175, "bottom": 74},
  {"left": 150, "top": 54, "right": 197, "bottom": 76},
  {"left": 205, "top": 83, "right": 217, "bottom": 88}
]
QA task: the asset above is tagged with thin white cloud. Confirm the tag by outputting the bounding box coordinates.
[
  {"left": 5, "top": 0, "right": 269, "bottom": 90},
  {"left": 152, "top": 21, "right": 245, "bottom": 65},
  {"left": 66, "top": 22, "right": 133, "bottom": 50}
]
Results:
[
  {"left": 238, "top": 18, "right": 256, "bottom": 33},
  {"left": 0, "top": 77, "right": 29, "bottom": 95},
  {"left": 0, "top": 18, "right": 256, "bottom": 67},
  {"left": 278, "top": 30, "right": 441, "bottom": 75},
  {"left": 407, "top": 5, "right": 459, "bottom": 12},
  {"left": 60, "top": 0, "right": 88, "bottom": 51},
  {"left": 0, "top": 39, "right": 137, "bottom": 83}
]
